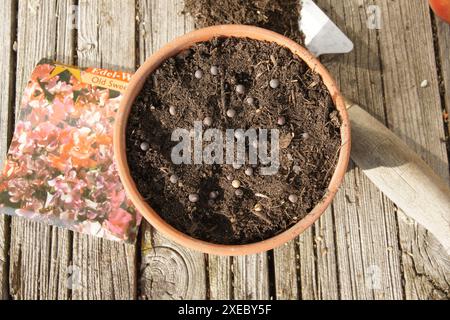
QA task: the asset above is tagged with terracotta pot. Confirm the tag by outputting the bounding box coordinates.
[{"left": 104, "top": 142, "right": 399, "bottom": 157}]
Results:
[{"left": 114, "top": 25, "right": 351, "bottom": 256}]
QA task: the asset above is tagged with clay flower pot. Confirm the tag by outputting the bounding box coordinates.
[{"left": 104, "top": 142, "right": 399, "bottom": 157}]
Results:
[{"left": 114, "top": 25, "right": 351, "bottom": 256}]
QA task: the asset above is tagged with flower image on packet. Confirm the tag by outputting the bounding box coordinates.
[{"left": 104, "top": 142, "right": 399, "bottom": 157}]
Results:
[{"left": 0, "top": 59, "right": 141, "bottom": 243}]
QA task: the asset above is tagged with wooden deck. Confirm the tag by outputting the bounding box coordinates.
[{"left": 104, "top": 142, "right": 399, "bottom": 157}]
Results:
[{"left": 0, "top": 0, "right": 449, "bottom": 300}]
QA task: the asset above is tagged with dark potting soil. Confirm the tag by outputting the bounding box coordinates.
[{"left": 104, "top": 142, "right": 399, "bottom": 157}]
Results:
[
  {"left": 126, "top": 38, "right": 341, "bottom": 245},
  {"left": 184, "top": 0, "right": 304, "bottom": 44}
]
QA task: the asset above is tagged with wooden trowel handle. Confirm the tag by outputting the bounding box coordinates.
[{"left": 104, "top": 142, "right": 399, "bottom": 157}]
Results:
[{"left": 347, "top": 101, "right": 450, "bottom": 255}]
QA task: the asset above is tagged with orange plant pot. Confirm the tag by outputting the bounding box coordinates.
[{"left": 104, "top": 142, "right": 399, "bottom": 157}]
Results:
[{"left": 114, "top": 25, "right": 351, "bottom": 256}]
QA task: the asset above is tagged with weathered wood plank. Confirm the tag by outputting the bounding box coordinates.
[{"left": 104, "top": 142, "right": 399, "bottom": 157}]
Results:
[
  {"left": 315, "top": 0, "right": 404, "bottom": 300},
  {"left": 233, "top": 254, "right": 270, "bottom": 300},
  {"left": 9, "top": 0, "right": 75, "bottom": 300},
  {"left": 208, "top": 255, "right": 232, "bottom": 300},
  {"left": 273, "top": 241, "right": 298, "bottom": 300},
  {"left": 0, "top": 0, "right": 16, "bottom": 301},
  {"left": 71, "top": 0, "right": 137, "bottom": 300},
  {"left": 137, "top": 0, "right": 207, "bottom": 300},
  {"left": 435, "top": 7, "right": 450, "bottom": 149},
  {"left": 375, "top": 0, "right": 450, "bottom": 299},
  {"left": 297, "top": 227, "right": 317, "bottom": 299}
]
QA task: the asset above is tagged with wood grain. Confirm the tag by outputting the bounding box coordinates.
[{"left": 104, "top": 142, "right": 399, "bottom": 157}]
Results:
[
  {"left": 136, "top": 0, "right": 207, "bottom": 300},
  {"left": 0, "top": 0, "right": 15, "bottom": 300},
  {"left": 435, "top": 7, "right": 450, "bottom": 150},
  {"left": 8, "top": 0, "right": 75, "bottom": 300},
  {"left": 71, "top": 0, "right": 137, "bottom": 300},
  {"left": 233, "top": 254, "right": 270, "bottom": 300},
  {"left": 316, "top": 0, "right": 404, "bottom": 300},
  {"left": 375, "top": 0, "right": 450, "bottom": 299},
  {"left": 273, "top": 241, "right": 298, "bottom": 300}
]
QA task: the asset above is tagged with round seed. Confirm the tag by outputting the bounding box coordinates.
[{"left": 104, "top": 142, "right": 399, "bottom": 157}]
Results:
[
  {"left": 203, "top": 117, "right": 213, "bottom": 126},
  {"left": 226, "top": 109, "right": 236, "bottom": 118},
  {"left": 209, "top": 191, "right": 218, "bottom": 199},
  {"left": 420, "top": 80, "right": 428, "bottom": 88},
  {"left": 232, "top": 180, "right": 241, "bottom": 189},
  {"left": 245, "top": 167, "right": 254, "bottom": 176},
  {"left": 270, "top": 79, "right": 280, "bottom": 89},
  {"left": 254, "top": 203, "right": 263, "bottom": 212},
  {"left": 169, "top": 106, "right": 176, "bottom": 116},
  {"left": 169, "top": 175, "right": 178, "bottom": 184},
  {"left": 210, "top": 66, "right": 219, "bottom": 76},
  {"left": 235, "top": 84, "right": 245, "bottom": 94},
  {"left": 140, "top": 142, "right": 150, "bottom": 151},
  {"left": 194, "top": 70, "right": 203, "bottom": 79},
  {"left": 246, "top": 97, "right": 255, "bottom": 106},
  {"left": 288, "top": 194, "right": 298, "bottom": 203},
  {"left": 235, "top": 189, "right": 244, "bottom": 197},
  {"left": 293, "top": 165, "right": 301, "bottom": 174},
  {"left": 301, "top": 132, "right": 310, "bottom": 140},
  {"left": 189, "top": 193, "right": 200, "bottom": 203},
  {"left": 277, "top": 116, "right": 286, "bottom": 126}
]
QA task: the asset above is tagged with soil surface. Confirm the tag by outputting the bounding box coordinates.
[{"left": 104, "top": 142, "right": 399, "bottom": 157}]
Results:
[
  {"left": 126, "top": 38, "right": 341, "bottom": 245},
  {"left": 184, "top": 0, "right": 304, "bottom": 44}
]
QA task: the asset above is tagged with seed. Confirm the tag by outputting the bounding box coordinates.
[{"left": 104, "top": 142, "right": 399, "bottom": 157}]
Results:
[
  {"left": 194, "top": 70, "right": 203, "bottom": 79},
  {"left": 203, "top": 117, "right": 213, "bottom": 126},
  {"left": 235, "top": 84, "right": 245, "bottom": 94},
  {"left": 209, "top": 191, "right": 219, "bottom": 199},
  {"left": 420, "top": 80, "right": 428, "bottom": 88},
  {"left": 140, "top": 142, "right": 150, "bottom": 151},
  {"left": 288, "top": 194, "right": 298, "bottom": 203},
  {"left": 235, "top": 189, "right": 244, "bottom": 197},
  {"left": 232, "top": 180, "right": 241, "bottom": 189},
  {"left": 169, "top": 106, "right": 176, "bottom": 116},
  {"left": 226, "top": 175, "right": 233, "bottom": 181},
  {"left": 270, "top": 79, "right": 280, "bottom": 89},
  {"left": 293, "top": 165, "right": 301, "bottom": 174},
  {"left": 226, "top": 109, "right": 236, "bottom": 118},
  {"left": 210, "top": 66, "right": 219, "bottom": 76},
  {"left": 246, "top": 97, "right": 255, "bottom": 106},
  {"left": 277, "top": 116, "right": 286, "bottom": 126},
  {"left": 245, "top": 167, "right": 254, "bottom": 176},
  {"left": 254, "top": 203, "right": 263, "bottom": 212},
  {"left": 302, "top": 132, "right": 310, "bottom": 140},
  {"left": 189, "top": 193, "right": 200, "bottom": 203},
  {"left": 169, "top": 175, "right": 178, "bottom": 184}
]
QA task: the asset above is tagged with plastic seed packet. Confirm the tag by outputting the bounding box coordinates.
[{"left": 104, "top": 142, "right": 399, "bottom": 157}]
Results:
[{"left": 0, "top": 60, "right": 141, "bottom": 243}]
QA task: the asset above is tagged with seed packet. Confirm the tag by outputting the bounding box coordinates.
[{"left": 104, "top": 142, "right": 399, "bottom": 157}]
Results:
[{"left": 0, "top": 59, "right": 141, "bottom": 243}]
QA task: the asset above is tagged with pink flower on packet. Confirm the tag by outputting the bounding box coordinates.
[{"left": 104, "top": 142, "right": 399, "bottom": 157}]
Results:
[{"left": 0, "top": 60, "right": 140, "bottom": 243}]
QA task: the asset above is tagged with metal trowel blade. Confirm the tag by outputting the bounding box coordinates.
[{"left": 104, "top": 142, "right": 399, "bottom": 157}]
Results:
[{"left": 300, "top": 0, "right": 354, "bottom": 57}]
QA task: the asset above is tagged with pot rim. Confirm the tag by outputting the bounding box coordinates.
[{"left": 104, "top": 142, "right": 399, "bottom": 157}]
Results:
[{"left": 114, "top": 25, "right": 351, "bottom": 256}]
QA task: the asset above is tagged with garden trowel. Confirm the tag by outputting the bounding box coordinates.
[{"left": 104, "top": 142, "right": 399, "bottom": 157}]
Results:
[{"left": 300, "top": 0, "right": 450, "bottom": 255}]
